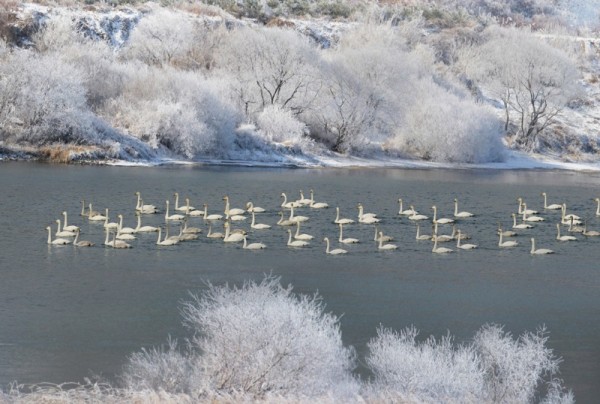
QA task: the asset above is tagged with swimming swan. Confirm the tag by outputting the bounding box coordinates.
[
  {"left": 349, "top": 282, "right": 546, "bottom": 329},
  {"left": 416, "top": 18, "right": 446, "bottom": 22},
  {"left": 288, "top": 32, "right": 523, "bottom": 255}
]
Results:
[
  {"left": 375, "top": 225, "right": 393, "bottom": 242},
  {"left": 55, "top": 219, "right": 76, "bottom": 238},
  {"left": 288, "top": 205, "right": 309, "bottom": 223},
  {"left": 432, "top": 205, "right": 454, "bottom": 225},
  {"left": 517, "top": 197, "right": 538, "bottom": 215},
  {"left": 246, "top": 201, "right": 266, "bottom": 213},
  {"left": 542, "top": 192, "right": 562, "bottom": 210},
  {"left": 497, "top": 223, "right": 517, "bottom": 237},
  {"left": 556, "top": 223, "right": 577, "bottom": 241},
  {"left": 88, "top": 204, "right": 106, "bottom": 221},
  {"left": 498, "top": 231, "right": 519, "bottom": 248},
  {"left": 567, "top": 216, "right": 584, "bottom": 233},
  {"left": 287, "top": 229, "right": 309, "bottom": 247},
  {"left": 530, "top": 238, "right": 554, "bottom": 255},
  {"left": 134, "top": 213, "right": 159, "bottom": 233},
  {"left": 415, "top": 224, "right": 432, "bottom": 241},
  {"left": 453, "top": 199, "right": 474, "bottom": 218},
  {"left": 251, "top": 211, "right": 271, "bottom": 230},
  {"left": 277, "top": 211, "right": 295, "bottom": 226},
  {"left": 116, "top": 229, "right": 136, "bottom": 241},
  {"left": 408, "top": 207, "right": 428, "bottom": 221},
  {"left": 117, "top": 214, "right": 136, "bottom": 234},
  {"left": 61, "top": 211, "right": 79, "bottom": 232},
  {"left": 103, "top": 209, "right": 119, "bottom": 230},
  {"left": 339, "top": 223, "right": 359, "bottom": 244},
  {"left": 156, "top": 227, "right": 178, "bottom": 246},
  {"left": 242, "top": 235, "right": 266, "bottom": 250},
  {"left": 324, "top": 237, "right": 347, "bottom": 255},
  {"left": 358, "top": 204, "right": 380, "bottom": 224},
  {"left": 174, "top": 193, "right": 194, "bottom": 212},
  {"left": 512, "top": 213, "right": 533, "bottom": 229},
  {"left": 432, "top": 222, "right": 453, "bottom": 242},
  {"left": 309, "top": 190, "right": 329, "bottom": 209},
  {"left": 46, "top": 226, "right": 71, "bottom": 245},
  {"left": 206, "top": 224, "right": 224, "bottom": 239},
  {"left": 456, "top": 230, "right": 477, "bottom": 250},
  {"left": 521, "top": 205, "right": 544, "bottom": 222},
  {"left": 583, "top": 220, "right": 600, "bottom": 237},
  {"left": 334, "top": 207, "right": 354, "bottom": 225},
  {"left": 398, "top": 199, "right": 417, "bottom": 216},
  {"left": 165, "top": 200, "right": 185, "bottom": 221},
  {"left": 378, "top": 233, "right": 398, "bottom": 250},
  {"left": 561, "top": 203, "right": 581, "bottom": 224},
  {"left": 182, "top": 219, "right": 202, "bottom": 234},
  {"left": 135, "top": 192, "right": 158, "bottom": 213},
  {"left": 223, "top": 222, "right": 244, "bottom": 243},
  {"left": 296, "top": 190, "right": 312, "bottom": 206},
  {"left": 104, "top": 228, "right": 131, "bottom": 248},
  {"left": 432, "top": 237, "right": 453, "bottom": 254},
  {"left": 223, "top": 195, "right": 245, "bottom": 216},
  {"left": 280, "top": 193, "right": 299, "bottom": 209},
  {"left": 73, "top": 229, "right": 94, "bottom": 247},
  {"left": 200, "top": 204, "right": 223, "bottom": 221},
  {"left": 294, "top": 221, "right": 313, "bottom": 240}
]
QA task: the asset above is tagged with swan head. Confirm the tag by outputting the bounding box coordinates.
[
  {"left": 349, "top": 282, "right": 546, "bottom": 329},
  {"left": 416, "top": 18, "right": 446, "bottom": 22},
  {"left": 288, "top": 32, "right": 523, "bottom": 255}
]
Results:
[
  {"left": 118, "top": 214, "right": 123, "bottom": 218},
  {"left": 135, "top": 191, "right": 140, "bottom": 195},
  {"left": 222, "top": 195, "right": 229, "bottom": 201},
  {"left": 280, "top": 193, "right": 285, "bottom": 198},
  {"left": 454, "top": 198, "right": 457, "bottom": 202},
  {"left": 62, "top": 211, "right": 67, "bottom": 215}
]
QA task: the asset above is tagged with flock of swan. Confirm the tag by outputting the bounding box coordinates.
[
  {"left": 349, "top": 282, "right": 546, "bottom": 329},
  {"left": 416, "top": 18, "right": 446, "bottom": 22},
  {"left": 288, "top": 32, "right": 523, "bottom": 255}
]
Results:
[{"left": 45, "top": 190, "right": 600, "bottom": 255}]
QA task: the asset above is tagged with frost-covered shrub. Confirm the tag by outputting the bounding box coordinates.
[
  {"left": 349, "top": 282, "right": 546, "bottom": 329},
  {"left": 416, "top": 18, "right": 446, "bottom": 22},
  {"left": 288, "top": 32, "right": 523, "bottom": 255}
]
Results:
[{"left": 256, "top": 105, "right": 307, "bottom": 146}]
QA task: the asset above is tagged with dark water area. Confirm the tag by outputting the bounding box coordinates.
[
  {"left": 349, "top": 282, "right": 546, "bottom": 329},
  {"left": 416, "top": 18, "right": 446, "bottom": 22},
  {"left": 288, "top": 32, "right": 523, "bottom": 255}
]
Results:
[{"left": 0, "top": 162, "right": 599, "bottom": 401}]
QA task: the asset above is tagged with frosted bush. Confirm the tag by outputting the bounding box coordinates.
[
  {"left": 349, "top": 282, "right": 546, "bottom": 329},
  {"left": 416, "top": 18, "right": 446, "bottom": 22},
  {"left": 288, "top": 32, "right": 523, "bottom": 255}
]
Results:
[{"left": 256, "top": 105, "right": 308, "bottom": 146}]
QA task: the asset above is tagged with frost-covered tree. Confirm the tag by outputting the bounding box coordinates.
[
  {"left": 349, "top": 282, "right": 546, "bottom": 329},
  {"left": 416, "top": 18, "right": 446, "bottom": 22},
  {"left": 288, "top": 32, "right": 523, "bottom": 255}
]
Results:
[{"left": 256, "top": 105, "right": 308, "bottom": 146}]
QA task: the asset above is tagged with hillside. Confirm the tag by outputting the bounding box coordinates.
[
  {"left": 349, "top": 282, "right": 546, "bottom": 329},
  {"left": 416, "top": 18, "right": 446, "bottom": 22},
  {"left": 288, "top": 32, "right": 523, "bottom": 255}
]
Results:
[{"left": 1, "top": 0, "right": 600, "bottom": 168}]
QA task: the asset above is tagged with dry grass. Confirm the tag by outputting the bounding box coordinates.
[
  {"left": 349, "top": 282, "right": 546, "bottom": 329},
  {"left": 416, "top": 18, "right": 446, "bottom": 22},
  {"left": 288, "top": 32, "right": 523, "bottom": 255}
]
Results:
[{"left": 39, "top": 144, "right": 99, "bottom": 163}]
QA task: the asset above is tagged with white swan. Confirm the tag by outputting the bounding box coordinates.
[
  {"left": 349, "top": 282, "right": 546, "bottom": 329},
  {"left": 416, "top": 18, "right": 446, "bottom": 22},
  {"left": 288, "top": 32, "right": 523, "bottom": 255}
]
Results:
[
  {"left": 542, "top": 192, "right": 562, "bottom": 210},
  {"left": 206, "top": 224, "right": 224, "bottom": 239},
  {"left": 182, "top": 219, "right": 202, "bottom": 234},
  {"left": 223, "top": 222, "right": 244, "bottom": 243},
  {"left": 242, "top": 235, "right": 266, "bottom": 250},
  {"left": 117, "top": 214, "right": 136, "bottom": 234},
  {"left": 134, "top": 213, "right": 159, "bottom": 233},
  {"left": 88, "top": 204, "right": 106, "bottom": 221},
  {"left": 451, "top": 225, "right": 470, "bottom": 240},
  {"left": 561, "top": 203, "right": 581, "bottom": 224},
  {"left": 73, "top": 229, "right": 94, "bottom": 247},
  {"left": 378, "top": 232, "right": 398, "bottom": 250},
  {"left": 583, "top": 221, "right": 600, "bottom": 237},
  {"left": 556, "top": 223, "right": 577, "bottom": 241},
  {"left": 104, "top": 227, "right": 131, "bottom": 248},
  {"left": 456, "top": 230, "right": 477, "bottom": 250},
  {"left": 398, "top": 199, "right": 417, "bottom": 216},
  {"left": 296, "top": 190, "right": 312, "bottom": 206},
  {"left": 453, "top": 199, "right": 474, "bottom": 218},
  {"left": 517, "top": 197, "right": 538, "bottom": 215},
  {"left": 357, "top": 203, "right": 378, "bottom": 219},
  {"left": 277, "top": 211, "right": 295, "bottom": 226},
  {"left": 80, "top": 200, "right": 92, "bottom": 217},
  {"left": 47, "top": 226, "right": 71, "bottom": 245},
  {"left": 432, "top": 205, "right": 454, "bottom": 225},
  {"left": 521, "top": 205, "right": 544, "bottom": 222},
  {"left": 408, "top": 207, "right": 428, "bottom": 221},
  {"left": 309, "top": 190, "right": 328, "bottom": 209},
  {"left": 200, "top": 204, "right": 223, "bottom": 221},
  {"left": 432, "top": 222, "right": 453, "bottom": 242},
  {"left": 116, "top": 229, "right": 136, "bottom": 241},
  {"left": 287, "top": 229, "right": 309, "bottom": 247},
  {"left": 334, "top": 207, "right": 354, "bottom": 225},
  {"left": 226, "top": 211, "right": 247, "bottom": 222},
  {"left": 250, "top": 211, "right": 271, "bottom": 230},
  {"left": 432, "top": 237, "right": 453, "bottom": 254},
  {"left": 174, "top": 193, "right": 194, "bottom": 212},
  {"left": 324, "top": 237, "right": 347, "bottom": 255},
  {"left": 338, "top": 223, "right": 359, "bottom": 244},
  {"left": 358, "top": 204, "right": 380, "bottom": 224},
  {"left": 375, "top": 225, "right": 393, "bottom": 242},
  {"left": 61, "top": 211, "right": 79, "bottom": 232},
  {"left": 135, "top": 192, "right": 158, "bottom": 213},
  {"left": 288, "top": 205, "right": 309, "bottom": 223},
  {"left": 512, "top": 213, "right": 533, "bottom": 229},
  {"left": 530, "top": 238, "right": 554, "bottom": 255},
  {"left": 415, "top": 224, "right": 432, "bottom": 240},
  {"left": 280, "top": 192, "right": 299, "bottom": 209},
  {"left": 246, "top": 201, "right": 266, "bottom": 213},
  {"left": 498, "top": 231, "right": 519, "bottom": 248},
  {"left": 165, "top": 200, "right": 185, "bottom": 221},
  {"left": 567, "top": 216, "right": 584, "bottom": 233},
  {"left": 294, "top": 221, "right": 313, "bottom": 240},
  {"left": 156, "top": 227, "right": 178, "bottom": 246},
  {"left": 103, "top": 210, "right": 119, "bottom": 230},
  {"left": 223, "top": 195, "right": 246, "bottom": 216},
  {"left": 497, "top": 224, "right": 517, "bottom": 237},
  {"left": 55, "top": 219, "right": 76, "bottom": 237}
]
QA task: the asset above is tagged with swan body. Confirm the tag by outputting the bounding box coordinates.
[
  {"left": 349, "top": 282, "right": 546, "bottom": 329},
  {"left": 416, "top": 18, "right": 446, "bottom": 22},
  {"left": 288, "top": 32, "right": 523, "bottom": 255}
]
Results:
[
  {"left": 357, "top": 204, "right": 378, "bottom": 219},
  {"left": 309, "top": 190, "right": 328, "bottom": 209},
  {"left": 288, "top": 205, "right": 309, "bottom": 223},
  {"left": 295, "top": 190, "right": 312, "bottom": 206},
  {"left": 246, "top": 201, "right": 266, "bottom": 213},
  {"left": 134, "top": 214, "right": 159, "bottom": 232},
  {"left": 206, "top": 224, "right": 224, "bottom": 239},
  {"left": 103, "top": 209, "right": 120, "bottom": 230},
  {"left": 294, "top": 221, "right": 313, "bottom": 240},
  {"left": 556, "top": 223, "right": 577, "bottom": 241},
  {"left": 375, "top": 225, "right": 393, "bottom": 242},
  {"left": 226, "top": 212, "right": 247, "bottom": 222},
  {"left": 277, "top": 211, "right": 295, "bottom": 226},
  {"left": 61, "top": 211, "right": 79, "bottom": 232},
  {"left": 165, "top": 200, "right": 185, "bottom": 221},
  {"left": 287, "top": 229, "right": 309, "bottom": 247},
  {"left": 398, "top": 199, "right": 417, "bottom": 216},
  {"left": 242, "top": 235, "right": 266, "bottom": 250},
  {"left": 280, "top": 193, "right": 299, "bottom": 209},
  {"left": 201, "top": 204, "right": 223, "bottom": 221},
  {"left": 181, "top": 198, "right": 198, "bottom": 215},
  {"left": 223, "top": 222, "right": 244, "bottom": 243},
  {"left": 498, "top": 232, "right": 519, "bottom": 248},
  {"left": 358, "top": 204, "right": 380, "bottom": 224},
  {"left": 182, "top": 220, "right": 202, "bottom": 234},
  {"left": 324, "top": 237, "right": 347, "bottom": 255},
  {"left": 338, "top": 223, "right": 359, "bottom": 244},
  {"left": 432, "top": 205, "right": 454, "bottom": 224},
  {"left": 583, "top": 221, "right": 600, "bottom": 237},
  {"left": 223, "top": 195, "right": 246, "bottom": 216},
  {"left": 456, "top": 230, "right": 477, "bottom": 249},
  {"left": 73, "top": 229, "right": 94, "bottom": 247},
  {"left": 453, "top": 199, "right": 474, "bottom": 218},
  {"left": 46, "top": 226, "right": 71, "bottom": 245},
  {"left": 156, "top": 227, "right": 178, "bottom": 246},
  {"left": 88, "top": 204, "right": 106, "bottom": 221},
  {"left": 542, "top": 192, "right": 562, "bottom": 210},
  {"left": 567, "top": 216, "right": 584, "bottom": 233},
  {"left": 116, "top": 230, "right": 136, "bottom": 241},
  {"left": 117, "top": 214, "right": 136, "bottom": 234},
  {"left": 378, "top": 233, "right": 398, "bottom": 250},
  {"left": 451, "top": 225, "right": 470, "bottom": 240},
  {"left": 408, "top": 208, "right": 428, "bottom": 221},
  {"left": 80, "top": 200, "right": 97, "bottom": 217},
  {"left": 497, "top": 224, "right": 517, "bottom": 237},
  {"left": 110, "top": 231, "right": 132, "bottom": 249},
  {"left": 135, "top": 192, "right": 158, "bottom": 213},
  {"left": 561, "top": 203, "right": 581, "bottom": 224},
  {"left": 432, "top": 237, "right": 453, "bottom": 254},
  {"left": 432, "top": 223, "right": 453, "bottom": 242},
  {"left": 174, "top": 193, "right": 194, "bottom": 212},
  {"left": 251, "top": 211, "right": 271, "bottom": 230},
  {"left": 512, "top": 213, "right": 533, "bottom": 229},
  {"left": 522, "top": 205, "right": 544, "bottom": 222},
  {"left": 55, "top": 220, "right": 76, "bottom": 238},
  {"left": 334, "top": 207, "right": 354, "bottom": 225},
  {"left": 530, "top": 238, "right": 554, "bottom": 255},
  {"left": 415, "top": 224, "right": 432, "bottom": 240},
  {"left": 517, "top": 198, "right": 538, "bottom": 215}
]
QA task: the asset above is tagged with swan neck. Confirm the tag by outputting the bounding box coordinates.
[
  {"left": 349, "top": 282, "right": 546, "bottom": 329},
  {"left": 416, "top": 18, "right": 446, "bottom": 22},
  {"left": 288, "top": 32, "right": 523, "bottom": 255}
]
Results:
[
  {"left": 157, "top": 228, "right": 162, "bottom": 243},
  {"left": 325, "top": 238, "right": 330, "bottom": 253},
  {"left": 47, "top": 227, "right": 52, "bottom": 244}
]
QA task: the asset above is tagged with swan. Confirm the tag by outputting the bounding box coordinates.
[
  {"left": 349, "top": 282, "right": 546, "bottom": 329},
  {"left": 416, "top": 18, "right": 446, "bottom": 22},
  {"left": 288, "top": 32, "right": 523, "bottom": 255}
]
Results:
[
  {"left": 250, "top": 211, "right": 271, "bottom": 230},
  {"left": 200, "top": 204, "right": 223, "bottom": 221},
  {"left": 453, "top": 199, "right": 474, "bottom": 218},
  {"left": 182, "top": 219, "right": 202, "bottom": 234},
  {"left": 456, "top": 230, "right": 477, "bottom": 249},
  {"left": 55, "top": 219, "right": 76, "bottom": 237},
  {"left": 338, "top": 223, "right": 359, "bottom": 244},
  {"left": 223, "top": 222, "right": 244, "bottom": 243},
  {"left": 223, "top": 195, "right": 246, "bottom": 216},
  {"left": 358, "top": 204, "right": 380, "bottom": 224},
  {"left": 104, "top": 227, "right": 131, "bottom": 248},
  {"left": 295, "top": 190, "right": 312, "bottom": 206},
  {"left": 521, "top": 205, "right": 544, "bottom": 222},
  {"left": 309, "top": 190, "right": 328, "bottom": 209},
  {"left": 117, "top": 214, "right": 136, "bottom": 234},
  {"left": 294, "top": 221, "right": 313, "bottom": 240},
  {"left": 88, "top": 204, "right": 106, "bottom": 221},
  {"left": 174, "top": 193, "right": 194, "bottom": 212},
  {"left": 242, "top": 235, "right": 266, "bottom": 250},
  {"left": 561, "top": 203, "right": 581, "bottom": 224},
  {"left": 134, "top": 213, "right": 159, "bottom": 233},
  {"left": 556, "top": 223, "right": 577, "bottom": 241},
  {"left": 408, "top": 207, "right": 428, "bottom": 221},
  {"left": 530, "top": 238, "right": 554, "bottom": 255},
  {"left": 246, "top": 201, "right": 266, "bottom": 213},
  {"left": 374, "top": 225, "right": 393, "bottom": 242},
  {"left": 81, "top": 200, "right": 100, "bottom": 217},
  {"left": 61, "top": 211, "right": 79, "bottom": 232},
  {"left": 378, "top": 233, "right": 398, "bottom": 250},
  {"left": 287, "top": 229, "right": 309, "bottom": 247},
  {"left": 116, "top": 229, "right": 136, "bottom": 241},
  {"left": 451, "top": 225, "right": 470, "bottom": 240},
  {"left": 542, "top": 192, "right": 562, "bottom": 210},
  {"left": 165, "top": 200, "right": 185, "bottom": 221},
  {"left": 135, "top": 192, "right": 158, "bottom": 213},
  {"left": 357, "top": 203, "right": 378, "bottom": 219},
  {"left": 497, "top": 223, "right": 517, "bottom": 237},
  {"left": 432, "top": 237, "right": 453, "bottom": 254},
  {"left": 288, "top": 205, "right": 309, "bottom": 223},
  {"left": 498, "top": 231, "right": 519, "bottom": 248},
  {"left": 431, "top": 205, "right": 454, "bottom": 225},
  {"left": 73, "top": 229, "right": 94, "bottom": 247},
  {"left": 280, "top": 193, "right": 299, "bottom": 209},
  {"left": 583, "top": 221, "right": 600, "bottom": 237},
  {"left": 178, "top": 230, "right": 199, "bottom": 241},
  {"left": 277, "top": 211, "right": 295, "bottom": 226},
  {"left": 206, "top": 224, "right": 224, "bottom": 239},
  {"left": 415, "top": 224, "right": 432, "bottom": 241},
  {"left": 517, "top": 197, "right": 538, "bottom": 215},
  {"left": 324, "top": 237, "right": 347, "bottom": 255},
  {"left": 512, "top": 213, "right": 533, "bottom": 229},
  {"left": 334, "top": 207, "right": 354, "bottom": 225},
  {"left": 156, "top": 227, "right": 179, "bottom": 246},
  {"left": 595, "top": 198, "right": 600, "bottom": 217},
  {"left": 432, "top": 222, "right": 453, "bottom": 242},
  {"left": 103, "top": 210, "right": 120, "bottom": 230},
  {"left": 398, "top": 199, "right": 417, "bottom": 216},
  {"left": 567, "top": 216, "right": 584, "bottom": 233},
  {"left": 226, "top": 211, "right": 247, "bottom": 222},
  {"left": 46, "top": 226, "right": 71, "bottom": 245},
  {"left": 182, "top": 198, "right": 199, "bottom": 215}
]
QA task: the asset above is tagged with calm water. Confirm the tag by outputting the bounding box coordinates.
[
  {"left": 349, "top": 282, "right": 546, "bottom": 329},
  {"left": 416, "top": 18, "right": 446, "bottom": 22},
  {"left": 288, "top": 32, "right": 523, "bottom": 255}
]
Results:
[{"left": 0, "top": 162, "right": 599, "bottom": 400}]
